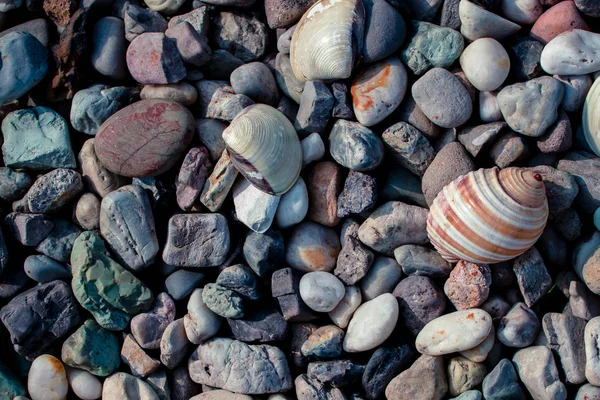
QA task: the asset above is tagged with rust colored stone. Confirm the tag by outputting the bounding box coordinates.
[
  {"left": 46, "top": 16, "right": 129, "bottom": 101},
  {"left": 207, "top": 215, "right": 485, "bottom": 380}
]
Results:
[
  {"left": 530, "top": 1, "right": 589, "bottom": 44},
  {"left": 305, "top": 161, "right": 345, "bottom": 227}
]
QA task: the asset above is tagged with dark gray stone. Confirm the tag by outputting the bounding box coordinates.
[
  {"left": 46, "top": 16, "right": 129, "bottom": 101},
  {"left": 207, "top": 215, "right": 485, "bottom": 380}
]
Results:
[
  {"left": 380, "top": 167, "right": 427, "bottom": 207},
  {"left": 458, "top": 122, "right": 506, "bottom": 158},
  {"left": 529, "top": 165, "right": 579, "bottom": 219},
  {"left": 230, "top": 62, "right": 279, "bottom": 106},
  {"left": 294, "top": 81, "right": 334, "bottom": 137},
  {"left": 482, "top": 358, "right": 526, "bottom": 400},
  {"left": 337, "top": 171, "right": 378, "bottom": 218},
  {"left": 35, "top": 220, "right": 82, "bottom": 263},
  {"left": 308, "top": 360, "right": 365, "bottom": 388},
  {"left": 91, "top": 17, "right": 128, "bottom": 80},
  {"left": 165, "top": 270, "right": 204, "bottom": 301},
  {"left": 363, "top": 0, "right": 406, "bottom": 63},
  {"left": 217, "top": 264, "right": 260, "bottom": 300},
  {"left": 202, "top": 50, "right": 244, "bottom": 80},
  {"left": 243, "top": 229, "right": 285, "bottom": 277},
  {"left": 334, "top": 236, "right": 375, "bottom": 285},
  {"left": 509, "top": 36, "right": 543, "bottom": 82},
  {"left": 0, "top": 168, "right": 32, "bottom": 202},
  {"left": 123, "top": 2, "right": 167, "bottom": 42},
  {"left": 212, "top": 11, "right": 268, "bottom": 62},
  {"left": 331, "top": 82, "right": 354, "bottom": 119},
  {"left": 393, "top": 275, "right": 446, "bottom": 336},
  {"left": 441, "top": 0, "right": 461, "bottom": 29},
  {"left": 554, "top": 208, "right": 582, "bottom": 241},
  {"left": 24, "top": 255, "right": 71, "bottom": 283},
  {"left": 382, "top": 121, "right": 435, "bottom": 176},
  {"left": 497, "top": 302, "right": 540, "bottom": 348},
  {"left": 4, "top": 213, "right": 53, "bottom": 246},
  {"left": 171, "top": 365, "right": 201, "bottom": 400},
  {"left": 542, "top": 313, "right": 586, "bottom": 384},
  {"left": 575, "top": 0, "right": 600, "bottom": 16},
  {"left": 513, "top": 247, "right": 552, "bottom": 307},
  {"left": 228, "top": 308, "right": 288, "bottom": 343},
  {"left": 329, "top": 119, "right": 384, "bottom": 171},
  {"left": 362, "top": 344, "right": 413, "bottom": 399}
]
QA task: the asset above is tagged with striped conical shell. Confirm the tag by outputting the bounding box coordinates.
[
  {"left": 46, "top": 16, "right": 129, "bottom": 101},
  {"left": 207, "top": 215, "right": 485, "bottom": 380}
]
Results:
[{"left": 427, "top": 167, "right": 548, "bottom": 264}]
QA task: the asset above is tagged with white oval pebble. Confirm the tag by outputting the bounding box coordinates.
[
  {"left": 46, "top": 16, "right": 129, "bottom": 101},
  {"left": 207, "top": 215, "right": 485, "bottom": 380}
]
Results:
[
  {"left": 459, "top": 325, "right": 495, "bottom": 362},
  {"left": 275, "top": 177, "right": 308, "bottom": 229},
  {"left": 541, "top": 30, "right": 600, "bottom": 75},
  {"left": 415, "top": 309, "right": 493, "bottom": 356},
  {"left": 184, "top": 288, "right": 222, "bottom": 344},
  {"left": 102, "top": 372, "right": 159, "bottom": 400},
  {"left": 299, "top": 271, "right": 345, "bottom": 312},
  {"left": 66, "top": 367, "right": 103, "bottom": 400},
  {"left": 479, "top": 91, "right": 502, "bottom": 122},
  {"left": 500, "top": 0, "right": 543, "bottom": 25},
  {"left": 343, "top": 293, "right": 399, "bottom": 352},
  {"left": 28, "top": 355, "right": 68, "bottom": 400},
  {"left": 460, "top": 38, "right": 510, "bottom": 92},
  {"left": 328, "top": 285, "right": 362, "bottom": 329}
]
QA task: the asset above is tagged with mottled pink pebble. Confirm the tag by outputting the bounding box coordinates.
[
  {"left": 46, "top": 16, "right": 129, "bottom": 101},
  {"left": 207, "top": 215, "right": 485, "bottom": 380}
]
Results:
[
  {"left": 530, "top": 0, "right": 589, "bottom": 44},
  {"left": 126, "top": 32, "right": 187, "bottom": 84}
]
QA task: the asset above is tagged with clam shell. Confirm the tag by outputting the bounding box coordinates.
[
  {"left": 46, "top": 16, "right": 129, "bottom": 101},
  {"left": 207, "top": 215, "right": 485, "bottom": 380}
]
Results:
[
  {"left": 583, "top": 76, "right": 600, "bottom": 157},
  {"left": 427, "top": 167, "right": 548, "bottom": 264},
  {"left": 222, "top": 104, "right": 302, "bottom": 196},
  {"left": 290, "top": 0, "right": 365, "bottom": 82}
]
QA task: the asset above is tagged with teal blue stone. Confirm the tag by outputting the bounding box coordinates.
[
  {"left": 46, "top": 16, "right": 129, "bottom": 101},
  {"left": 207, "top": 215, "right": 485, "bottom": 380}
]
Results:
[
  {"left": 202, "top": 283, "right": 244, "bottom": 319},
  {"left": 0, "top": 361, "right": 26, "bottom": 400}
]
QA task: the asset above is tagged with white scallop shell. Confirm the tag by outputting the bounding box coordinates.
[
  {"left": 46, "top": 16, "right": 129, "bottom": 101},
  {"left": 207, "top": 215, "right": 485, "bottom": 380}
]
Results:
[
  {"left": 222, "top": 104, "right": 302, "bottom": 196},
  {"left": 583, "top": 76, "right": 600, "bottom": 157},
  {"left": 427, "top": 167, "right": 549, "bottom": 264},
  {"left": 290, "top": 0, "right": 365, "bottom": 82}
]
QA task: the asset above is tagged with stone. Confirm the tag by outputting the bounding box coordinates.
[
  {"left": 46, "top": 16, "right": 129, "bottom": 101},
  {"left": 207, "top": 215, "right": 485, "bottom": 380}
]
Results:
[
  {"left": 382, "top": 122, "right": 435, "bottom": 176},
  {"left": 271, "top": 268, "right": 317, "bottom": 322},
  {"left": 530, "top": 165, "right": 579, "bottom": 219},
  {"left": 451, "top": 391, "right": 483, "bottom": 400},
  {"left": 24, "top": 255, "right": 71, "bottom": 283},
  {"left": 28, "top": 355, "right": 68, "bottom": 400},
  {"left": 0, "top": 280, "right": 82, "bottom": 359},
  {"left": 395, "top": 93, "right": 441, "bottom": 140},
  {"left": 460, "top": 38, "right": 509, "bottom": 92},
  {"left": 293, "top": 81, "right": 333, "bottom": 136},
  {"left": 363, "top": 0, "right": 405, "bottom": 63},
  {"left": 232, "top": 177, "right": 280, "bottom": 233},
  {"left": 62, "top": 319, "right": 121, "bottom": 376},
  {"left": 575, "top": 0, "right": 600, "bottom": 16},
  {"left": 458, "top": 122, "right": 505, "bottom": 157},
  {"left": 0, "top": 32, "right": 47, "bottom": 104},
  {"left": 331, "top": 82, "right": 354, "bottom": 119},
  {"left": 228, "top": 308, "right": 288, "bottom": 343},
  {"left": 329, "top": 119, "right": 384, "bottom": 171},
  {"left": 71, "top": 231, "right": 154, "bottom": 331},
  {"left": 162, "top": 213, "right": 230, "bottom": 267},
  {"left": 500, "top": 0, "right": 542, "bottom": 24},
  {"left": 188, "top": 338, "right": 293, "bottom": 394},
  {"left": 230, "top": 62, "right": 279, "bottom": 106},
  {"left": 531, "top": 2, "right": 589, "bottom": 45},
  {"left": 537, "top": 110, "right": 572, "bottom": 154},
  {"left": 393, "top": 275, "right": 446, "bottom": 336},
  {"left": 168, "top": 6, "right": 209, "bottom": 35},
  {"left": 482, "top": 358, "right": 526, "bottom": 400},
  {"left": 444, "top": 260, "right": 491, "bottom": 310},
  {"left": 416, "top": 309, "right": 493, "bottom": 356},
  {"left": 558, "top": 151, "right": 600, "bottom": 214},
  {"left": 184, "top": 288, "right": 222, "bottom": 344},
  {"left": 543, "top": 29, "right": 600, "bottom": 74},
  {"left": 200, "top": 149, "right": 239, "bottom": 212},
  {"left": 380, "top": 167, "right": 427, "bottom": 207},
  {"left": 351, "top": 57, "right": 407, "bottom": 127},
  {"left": 78, "top": 139, "right": 127, "bottom": 198},
  {"left": 277, "top": 93, "right": 300, "bottom": 122},
  {"left": 160, "top": 318, "right": 190, "bottom": 369},
  {"left": 344, "top": 293, "right": 399, "bottom": 352},
  {"left": 5, "top": 213, "right": 53, "bottom": 246},
  {"left": 165, "top": 270, "right": 204, "bottom": 301},
  {"left": 274, "top": 53, "right": 303, "bottom": 103},
  {"left": 66, "top": 368, "right": 103, "bottom": 400},
  {"left": 202, "top": 283, "right": 244, "bottom": 319},
  {"left": 585, "top": 316, "right": 600, "bottom": 385},
  {"left": 460, "top": 326, "right": 495, "bottom": 362},
  {"left": 243, "top": 230, "right": 285, "bottom": 277},
  {"left": 126, "top": 33, "right": 185, "bottom": 84},
  {"left": 175, "top": 147, "right": 212, "bottom": 211},
  {"left": 35, "top": 220, "right": 82, "bottom": 263},
  {"left": 301, "top": 133, "right": 326, "bottom": 167},
  {"left": 121, "top": 334, "right": 160, "bottom": 377},
  {"left": 404, "top": 0, "right": 444, "bottom": 20},
  {"left": 289, "top": 323, "right": 319, "bottom": 367},
  {"left": 212, "top": 11, "right": 267, "bottom": 62},
  {"left": 196, "top": 119, "right": 227, "bottom": 163},
  {"left": 72, "top": 85, "right": 137, "bottom": 136},
  {"left": 336, "top": 171, "right": 377, "bottom": 218},
  {"left": 301, "top": 325, "right": 344, "bottom": 359},
  {"left": 570, "top": 281, "right": 600, "bottom": 320},
  {"left": 576, "top": 384, "right": 600, "bottom": 400},
  {"left": 171, "top": 365, "right": 201, "bottom": 400},
  {"left": 0, "top": 362, "right": 26, "bottom": 399},
  {"left": 401, "top": 21, "right": 464, "bottom": 76},
  {"left": 447, "top": 356, "right": 487, "bottom": 396},
  {"left": 206, "top": 87, "right": 254, "bottom": 121},
  {"left": 512, "top": 346, "right": 567, "bottom": 400},
  {"left": 441, "top": 0, "right": 461, "bottom": 29},
  {"left": 191, "top": 391, "right": 254, "bottom": 400},
  {"left": 217, "top": 264, "right": 259, "bottom": 300},
  {"left": 360, "top": 257, "right": 403, "bottom": 301},
  {"left": 202, "top": 50, "right": 244, "bottom": 80},
  {"left": 165, "top": 22, "right": 210, "bottom": 67},
  {"left": 91, "top": 17, "right": 127, "bottom": 80},
  {"left": 18, "top": 169, "right": 82, "bottom": 214},
  {"left": 0, "top": 167, "right": 31, "bottom": 202},
  {"left": 543, "top": 313, "right": 586, "bottom": 384},
  {"left": 513, "top": 247, "right": 552, "bottom": 307},
  {"left": 385, "top": 355, "right": 448, "bottom": 400},
  {"left": 307, "top": 360, "right": 364, "bottom": 388},
  {"left": 299, "top": 272, "right": 345, "bottom": 312},
  {"left": 328, "top": 285, "right": 362, "bottom": 329},
  {"left": 145, "top": 370, "right": 170, "bottom": 400},
  {"left": 555, "top": 74, "right": 592, "bottom": 113},
  {"left": 508, "top": 36, "right": 543, "bottom": 82},
  {"left": 334, "top": 236, "right": 374, "bottom": 285},
  {"left": 395, "top": 244, "right": 453, "bottom": 278},
  {"left": 286, "top": 221, "right": 341, "bottom": 272},
  {"left": 554, "top": 208, "right": 582, "bottom": 241},
  {"left": 479, "top": 91, "right": 502, "bottom": 122},
  {"left": 0, "top": 258, "right": 28, "bottom": 300},
  {"left": 124, "top": 3, "right": 168, "bottom": 42},
  {"left": 362, "top": 344, "right": 413, "bottom": 400},
  {"left": 102, "top": 373, "right": 159, "bottom": 400},
  {"left": 459, "top": 0, "right": 521, "bottom": 41},
  {"left": 264, "top": 0, "right": 314, "bottom": 28},
  {"left": 497, "top": 302, "right": 540, "bottom": 348},
  {"left": 141, "top": 82, "right": 198, "bottom": 106},
  {"left": 95, "top": 99, "right": 194, "bottom": 177},
  {"left": 294, "top": 374, "right": 346, "bottom": 400},
  {"left": 275, "top": 177, "right": 309, "bottom": 229}
]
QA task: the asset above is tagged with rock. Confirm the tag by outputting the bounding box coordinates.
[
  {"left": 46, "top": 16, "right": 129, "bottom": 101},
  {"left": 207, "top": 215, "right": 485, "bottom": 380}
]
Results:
[
  {"left": 184, "top": 288, "right": 222, "bottom": 344},
  {"left": 395, "top": 93, "right": 441, "bottom": 140},
  {"left": 121, "top": 334, "right": 160, "bottom": 377},
  {"left": 196, "top": 119, "right": 227, "bottom": 163},
  {"left": 441, "top": 0, "right": 461, "bottom": 29},
  {"left": 18, "top": 169, "right": 82, "bottom": 214},
  {"left": 0, "top": 32, "right": 47, "bottom": 104},
  {"left": 570, "top": 281, "right": 600, "bottom": 320},
  {"left": 299, "top": 271, "right": 345, "bottom": 312},
  {"left": 0, "top": 362, "right": 26, "bottom": 399},
  {"left": 0, "top": 258, "right": 28, "bottom": 300},
  {"left": 275, "top": 53, "right": 303, "bottom": 103},
  {"left": 501, "top": 0, "right": 542, "bottom": 24},
  {"left": 351, "top": 57, "right": 407, "bottom": 127},
  {"left": 264, "top": 0, "right": 314, "bottom": 28},
  {"left": 62, "top": 319, "right": 120, "bottom": 376},
  {"left": 344, "top": 294, "right": 399, "bottom": 352},
  {"left": 102, "top": 373, "right": 159, "bottom": 400},
  {"left": 542, "top": 30, "right": 600, "bottom": 76},
  {"left": 5, "top": 213, "right": 53, "bottom": 246},
  {"left": 508, "top": 36, "right": 543, "bottom": 82},
  {"left": 575, "top": 0, "right": 600, "bottom": 16},
  {"left": 294, "top": 374, "right": 346, "bottom": 400},
  {"left": 0, "top": 280, "right": 82, "bottom": 359},
  {"left": 393, "top": 275, "right": 446, "bottom": 336},
  {"left": 572, "top": 232, "right": 600, "bottom": 295},
  {"left": 460, "top": 38, "right": 509, "bottom": 92},
  {"left": 175, "top": 147, "right": 212, "bottom": 211},
  {"left": 513, "top": 247, "right": 552, "bottom": 306},
  {"left": 160, "top": 318, "right": 190, "bottom": 369},
  {"left": 329, "top": 119, "right": 384, "bottom": 172},
  {"left": 293, "top": 81, "right": 333, "bottom": 136},
  {"left": 360, "top": 257, "right": 403, "bottom": 301},
  {"left": 78, "top": 139, "right": 127, "bottom": 198},
  {"left": 363, "top": 0, "right": 406, "bottom": 63},
  {"left": 168, "top": 6, "right": 209, "bottom": 35},
  {"left": 202, "top": 283, "right": 244, "bottom": 319},
  {"left": 232, "top": 178, "right": 280, "bottom": 233},
  {"left": 557, "top": 151, "right": 600, "bottom": 214},
  {"left": 91, "top": 17, "right": 127, "bottom": 80},
  {"left": 490, "top": 131, "right": 528, "bottom": 168},
  {"left": 404, "top": 0, "right": 444, "bottom": 20},
  {"left": 512, "top": 346, "right": 567, "bottom": 400},
  {"left": 165, "top": 22, "right": 210, "bottom": 67},
  {"left": 380, "top": 166, "right": 427, "bottom": 207},
  {"left": 124, "top": 3, "right": 168, "bottom": 42},
  {"left": 537, "top": 109, "right": 572, "bottom": 154},
  {"left": 230, "top": 62, "right": 279, "bottom": 106},
  {"left": 482, "top": 358, "right": 525, "bottom": 400},
  {"left": 95, "top": 99, "right": 194, "bottom": 177},
  {"left": 275, "top": 177, "right": 309, "bottom": 229},
  {"left": 146, "top": 370, "right": 170, "bottom": 400},
  {"left": 444, "top": 261, "right": 491, "bottom": 310},
  {"left": 334, "top": 236, "right": 374, "bottom": 285},
  {"left": 216, "top": 264, "right": 259, "bottom": 300},
  {"left": 531, "top": 2, "right": 588, "bottom": 45},
  {"left": 585, "top": 317, "right": 600, "bottom": 385},
  {"left": 212, "top": 11, "right": 267, "bottom": 62},
  {"left": 362, "top": 344, "right": 413, "bottom": 400},
  {"left": 191, "top": 391, "right": 254, "bottom": 400},
  {"left": 243, "top": 230, "right": 285, "bottom": 277},
  {"left": 395, "top": 244, "right": 453, "bottom": 278},
  {"left": 460, "top": 326, "right": 495, "bottom": 362},
  {"left": 382, "top": 122, "right": 435, "bottom": 176},
  {"left": 24, "top": 255, "right": 71, "bottom": 283},
  {"left": 576, "top": 384, "right": 600, "bottom": 400},
  {"left": 385, "top": 355, "right": 448, "bottom": 400},
  {"left": 71, "top": 231, "right": 154, "bottom": 331},
  {"left": 307, "top": 359, "right": 364, "bottom": 388},
  {"left": 401, "top": 21, "right": 464, "bottom": 76},
  {"left": 0, "top": 167, "right": 31, "bottom": 202},
  {"left": 228, "top": 308, "right": 287, "bottom": 343},
  {"left": 126, "top": 32, "right": 185, "bottom": 84},
  {"left": 172, "top": 365, "right": 201, "bottom": 400},
  {"left": 543, "top": 313, "right": 586, "bottom": 384},
  {"left": 555, "top": 74, "right": 592, "bottom": 113},
  {"left": 416, "top": 309, "right": 493, "bottom": 356},
  {"left": 206, "top": 86, "right": 254, "bottom": 121},
  {"left": 66, "top": 368, "right": 103, "bottom": 400},
  {"left": 305, "top": 161, "right": 344, "bottom": 227},
  {"left": 28, "top": 355, "right": 68, "bottom": 400},
  {"left": 200, "top": 149, "right": 239, "bottom": 212},
  {"left": 458, "top": 122, "right": 505, "bottom": 157},
  {"left": 301, "top": 325, "right": 344, "bottom": 359},
  {"left": 202, "top": 50, "right": 244, "bottom": 80},
  {"left": 328, "top": 285, "right": 361, "bottom": 329},
  {"left": 271, "top": 268, "right": 317, "bottom": 322},
  {"left": 331, "top": 82, "right": 354, "bottom": 119},
  {"left": 162, "top": 213, "right": 230, "bottom": 267},
  {"left": 459, "top": 0, "right": 521, "bottom": 41},
  {"left": 358, "top": 201, "right": 429, "bottom": 255},
  {"left": 301, "top": 133, "right": 326, "bottom": 168},
  {"left": 35, "top": 220, "right": 82, "bottom": 263},
  {"left": 497, "top": 302, "right": 540, "bottom": 347},
  {"left": 530, "top": 165, "right": 579, "bottom": 219},
  {"left": 141, "top": 83, "right": 198, "bottom": 106},
  {"left": 447, "top": 356, "right": 487, "bottom": 396},
  {"left": 286, "top": 221, "right": 341, "bottom": 272},
  {"left": 165, "top": 270, "right": 204, "bottom": 301},
  {"left": 188, "top": 338, "right": 293, "bottom": 394}
]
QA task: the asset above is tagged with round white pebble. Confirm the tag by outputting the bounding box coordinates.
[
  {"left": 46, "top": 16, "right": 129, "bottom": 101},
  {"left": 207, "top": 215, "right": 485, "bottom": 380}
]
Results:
[
  {"left": 28, "top": 355, "right": 68, "bottom": 400},
  {"left": 67, "top": 367, "right": 103, "bottom": 400},
  {"left": 460, "top": 38, "right": 510, "bottom": 92},
  {"left": 299, "top": 271, "right": 345, "bottom": 312},
  {"left": 343, "top": 293, "right": 399, "bottom": 352}
]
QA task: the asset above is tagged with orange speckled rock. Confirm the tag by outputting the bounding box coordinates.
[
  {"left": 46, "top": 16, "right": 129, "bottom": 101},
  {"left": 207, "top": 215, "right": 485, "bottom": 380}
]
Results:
[
  {"left": 530, "top": 0, "right": 589, "bottom": 44},
  {"left": 285, "top": 221, "right": 341, "bottom": 272}
]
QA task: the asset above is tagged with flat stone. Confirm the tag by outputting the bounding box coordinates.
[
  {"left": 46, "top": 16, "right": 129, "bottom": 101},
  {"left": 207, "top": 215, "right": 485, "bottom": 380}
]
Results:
[
  {"left": 447, "top": 356, "right": 487, "bottom": 396},
  {"left": 513, "top": 247, "right": 552, "bottom": 307},
  {"left": 286, "top": 221, "right": 341, "bottom": 272},
  {"left": 200, "top": 149, "right": 239, "bottom": 212},
  {"left": 307, "top": 360, "right": 364, "bottom": 388},
  {"left": 102, "top": 372, "right": 159, "bottom": 400},
  {"left": 121, "top": 334, "right": 160, "bottom": 377},
  {"left": 497, "top": 302, "right": 540, "bottom": 348},
  {"left": 299, "top": 272, "right": 345, "bottom": 312},
  {"left": 543, "top": 313, "right": 587, "bottom": 384},
  {"left": 444, "top": 260, "right": 491, "bottom": 310},
  {"left": 458, "top": 122, "right": 506, "bottom": 157},
  {"left": 212, "top": 11, "right": 267, "bottom": 62},
  {"left": 360, "top": 257, "right": 403, "bottom": 301},
  {"left": 228, "top": 308, "right": 288, "bottom": 343},
  {"left": 395, "top": 244, "right": 453, "bottom": 278},
  {"left": 232, "top": 177, "right": 280, "bottom": 233},
  {"left": 385, "top": 355, "right": 448, "bottom": 400},
  {"left": 393, "top": 275, "right": 446, "bottom": 336},
  {"left": 336, "top": 171, "right": 378, "bottom": 218},
  {"left": 165, "top": 22, "right": 210, "bottom": 67},
  {"left": 344, "top": 294, "right": 399, "bottom": 352},
  {"left": 301, "top": 325, "right": 344, "bottom": 359},
  {"left": 482, "top": 358, "right": 526, "bottom": 400},
  {"left": 184, "top": 288, "right": 222, "bottom": 345},
  {"left": 362, "top": 344, "right": 413, "bottom": 400},
  {"left": 512, "top": 346, "right": 567, "bottom": 400},
  {"left": 18, "top": 169, "right": 82, "bottom": 214}
]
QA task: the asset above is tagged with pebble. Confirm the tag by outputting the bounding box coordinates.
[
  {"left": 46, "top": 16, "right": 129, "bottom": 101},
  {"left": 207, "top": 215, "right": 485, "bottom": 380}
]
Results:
[
  {"left": 165, "top": 269, "right": 204, "bottom": 300},
  {"left": 447, "top": 356, "right": 487, "bottom": 396},
  {"left": 172, "top": 365, "right": 201, "bottom": 399},
  {"left": 306, "top": 161, "right": 344, "bottom": 226},
  {"left": 570, "top": 280, "right": 600, "bottom": 320},
  {"left": 146, "top": 370, "right": 170, "bottom": 400},
  {"left": 531, "top": 165, "right": 579, "bottom": 219},
  {"left": 490, "top": 131, "right": 528, "bottom": 168},
  {"left": 0, "top": 32, "right": 48, "bottom": 104},
  {"left": 555, "top": 74, "right": 592, "bottom": 113},
  {"left": 441, "top": 0, "right": 461, "bottom": 29},
  {"left": 334, "top": 236, "right": 374, "bottom": 285},
  {"left": 233, "top": 177, "right": 280, "bottom": 233},
  {"left": 35, "top": 220, "right": 81, "bottom": 264},
  {"left": 508, "top": 36, "right": 543, "bottom": 82},
  {"left": 299, "top": 271, "right": 345, "bottom": 312},
  {"left": 184, "top": 288, "right": 222, "bottom": 344},
  {"left": 401, "top": 21, "right": 464, "bottom": 76},
  {"left": 206, "top": 86, "right": 254, "bottom": 121},
  {"left": 91, "top": 17, "right": 127, "bottom": 80},
  {"left": 276, "top": 25, "right": 295, "bottom": 53},
  {"left": 575, "top": 0, "right": 600, "bottom": 16},
  {"left": 500, "top": 0, "right": 542, "bottom": 24},
  {"left": 121, "top": 334, "right": 160, "bottom": 377},
  {"left": 202, "top": 50, "right": 245, "bottom": 80},
  {"left": 141, "top": 83, "right": 198, "bottom": 106},
  {"left": 307, "top": 359, "right": 364, "bottom": 388},
  {"left": 380, "top": 167, "right": 427, "bottom": 207},
  {"left": 275, "top": 177, "right": 309, "bottom": 229},
  {"left": 78, "top": 139, "right": 127, "bottom": 198},
  {"left": 363, "top": 0, "right": 406, "bottom": 63},
  {"left": 124, "top": 3, "right": 168, "bottom": 42},
  {"left": 360, "top": 257, "right": 403, "bottom": 301},
  {"left": 497, "top": 302, "right": 540, "bottom": 347},
  {"left": 362, "top": 344, "right": 413, "bottom": 399},
  {"left": 191, "top": 391, "right": 254, "bottom": 400},
  {"left": 66, "top": 368, "right": 103, "bottom": 400},
  {"left": 71, "top": 231, "right": 154, "bottom": 331},
  {"left": 585, "top": 316, "right": 600, "bottom": 385},
  {"left": 160, "top": 318, "right": 190, "bottom": 369},
  {"left": 351, "top": 57, "right": 407, "bottom": 127},
  {"left": 175, "top": 147, "right": 212, "bottom": 211},
  {"left": 478, "top": 91, "right": 502, "bottom": 122},
  {"left": 301, "top": 133, "right": 326, "bottom": 168},
  {"left": 230, "top": 62, "right": 279, "bottom": 106},
  {"left": 460, "top": 326, "right": 495, "bottom": 362},
  {"left": 61, "top": 319, "right": 120, "bottom": 376},
  {"left": 497, "top": 76, "right": 564, "bottom": 137},
  {"left": 393, "top": 275, "right": 446, "bottom": 336},
  {"left": 200, "top": 150, "right": 239, "bottom": 212},
  {"left": 328, "top": 285, "right": 362, "bottom": 329},
  {"left": 344, "top": 293, "right": 399, "bottom": 352},
  {"left": 17, "top": 169, "right": 82, "bottom": 214},
  {"left": 228, "top": 307, "right": 287, "bottom": 343},
  {"left": 188, "top": 338, "right": 293, "bottom": 394},
  {"left": 531, "top": 1, "right": 588, "bottom": 44},
  {"left": 513, "top": 247, "right": 552, "bottom": 306},
  {"left": 5, "top": 213, "right": 53, "bottom": 246},
  {"left": 24, "top": 255, "right": 71, "bottom": 283},
  {"left": 295, "top": 374, "right": 345, "bottom": 399},
  {"left": 512, "top": 346, "right": 567, "bottom": 400},
  {"left": 358, "top": 201, "right": 429, "bottom": 255},
  {"left": 337, "top": 171, "right": 377, "bottom": 218},
  {"left": 28, "top": 355, "right": 68, "bottom": 400},
  {"left": 243, "top": 230, "right": 285, "bottom": 277},
  {"left": 541, "top": 30, "right": 600, "bottom": 75},
  {"left": 394, "top": 244, "right": 453, "bottom": 278},
  {"left": 271, "top": 268, "right": 317, "bottom": 322},
  {"left": 212, "top": 11, "right": 267, "bottom": 62},
  {"left": 168, "top": 6, "right": 209, "bottom": 35},
  {"left": 537, "top": 109, "right": 572, "bottom": 154},
  {"left": 576, "top": 384, "right": 600, "bottom": 400},
  {"left": 543, "top": 313, "right": 586, "bottom": 384},
  {"left": 396, "top": 93, "right": 441, "bottom": 140},
  {"left": 331, "top": 82, "right": 354, "bottom": 119},
  {"left": 459, "top": 0, "right": 521, "bottom": 41},
  {"left": 294, "top": 80, "right": 333, "bottom": 136},
  {"left": 458, "top": 122, "right": 505, "bottom": 157},
  {"left": 264, "top": 0, "right": 312, "bottom": 28},
  {"left": 444, "top": 261, "right": 491, "bottom": 310},
  {"left": 285, "top": 221, "right": 340, "bottom": 272},
  {"left": 329, "top": 119, "right": 384, "bottom": 172},
  {"left": 167, "top": 22, "right": 211, "bottom": 67},
  {"left": 202, "top": 283, "right": 244, "bottom": 319},
  {"left": 557, "top": 150, "right": 600, "bottom": 214},
  {"left": 482, "top": 358, "right": 525, "bottom": 400},
  {"left": 385, "top": 355, "right": 448, "bottom": 400},
  {"left": 382, "top": 122, "right": 435, "bottom": 176},
  {"left": 416, "top": 309, "right": 493, "bottom": 356},
  {"left": 0, "top": 167, "right": 31, "bottom": 202},
  {"left": 404, "top": 0, "right": 445, "bottom": 20},
  {"left": 573, "top": 231, "right": 600, "bottom": 295},
  {"left": 126, "top": 33, "right": 186, "bottom": 84},
  {"left": 275, "top": 53, "right": 304, "bottom": 103},
  {"left": 102, "top": 372, "right": 159, "bottom": 400},
  {"left": 460, "top": 38, "right": 509, "bottom": 92},
  {"left": 2, "top": 107, "right": 76, "bottom": 170},
  {"left": 196, "top": 119, "right": 227, "bottom": 163},
  {"left": 301, "top": 325, "right": 344, "bottom": 359},
  {"left": 162, "top": 213, "right": 230, "bottom": 267},
  {"left": 217, "top": 264, "right": 259, "bottom": 300}
]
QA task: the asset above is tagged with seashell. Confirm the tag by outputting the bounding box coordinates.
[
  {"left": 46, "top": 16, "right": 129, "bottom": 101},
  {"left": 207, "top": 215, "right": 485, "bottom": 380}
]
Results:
[
  {"left": 290, "top": 0, "right": 365, "bottom": 83},
  {"left": 427, "top": 167, "right": 549, "bottom": 264},
  {"left": 222, "top": 104, "right": 302, "bottom": 196},
  {"left": 583, "top": 76, "right": 600, "bottom": 157}
]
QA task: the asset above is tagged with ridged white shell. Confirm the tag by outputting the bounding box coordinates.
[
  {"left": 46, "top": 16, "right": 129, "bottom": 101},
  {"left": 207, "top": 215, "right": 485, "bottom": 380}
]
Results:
[
  {"left": 427, "top": 167, "right": 548, "bottom": 264},
  {"left": 290, "top": 0, "right": 365, "bottom": 82},
  {"left": 583, "top": 76, "right": 600, "bottom": 157},
  {"left": 222, "top": 104, "right": 302, "bottom": 196}
]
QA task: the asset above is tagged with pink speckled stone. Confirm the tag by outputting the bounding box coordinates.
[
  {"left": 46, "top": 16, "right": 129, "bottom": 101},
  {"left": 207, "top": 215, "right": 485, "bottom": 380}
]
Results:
[
  {"left": 530, "top": 1, "right": 589, "bottom": 44},
  {"left": 126, "top": 32, "right": 186, "bottom": 84},
  {"left": 95, "top": 99, "right": 194, "bottom": 177}
]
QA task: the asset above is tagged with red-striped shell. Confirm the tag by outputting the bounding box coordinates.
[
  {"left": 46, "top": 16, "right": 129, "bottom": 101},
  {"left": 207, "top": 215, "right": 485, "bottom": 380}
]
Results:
[{"left": 427, "top": 167, "right": 549, "bottom": 264}]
